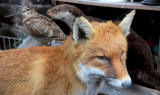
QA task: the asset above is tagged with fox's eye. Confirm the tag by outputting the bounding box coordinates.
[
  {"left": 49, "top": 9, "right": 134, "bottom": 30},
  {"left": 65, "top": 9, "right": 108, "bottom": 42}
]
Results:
[
  {"left": 96, "top": 56, "right": 110, "bottom": 63},
  {"left": 97, "top": 56, "right": 104, "bottom": 60}
]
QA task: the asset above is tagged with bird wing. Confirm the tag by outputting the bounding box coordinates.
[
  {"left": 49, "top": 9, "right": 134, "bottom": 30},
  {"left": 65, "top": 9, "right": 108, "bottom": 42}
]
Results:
[{"left": 23, "top": 16, "right": 65, "bottom": 38}]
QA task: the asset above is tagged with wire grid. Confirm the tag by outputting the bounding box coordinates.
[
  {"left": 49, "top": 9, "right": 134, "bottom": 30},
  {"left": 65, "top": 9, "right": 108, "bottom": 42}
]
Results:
[
  {"left": 0, "top": 36, "right": 63, "bottom": 50},
  {"left": 0, "top": 36, "right": 23, "bottom": 50}
]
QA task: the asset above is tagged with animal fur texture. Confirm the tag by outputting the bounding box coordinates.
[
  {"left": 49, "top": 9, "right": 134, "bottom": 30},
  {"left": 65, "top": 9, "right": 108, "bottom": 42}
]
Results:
[
  {"left": 127, "top": 30, "right": 160, "bottom": 90},
  {"left": 47, "top": 4, "right": 160, "bottom": 90},
  {"left": 47, "top": 4, "right": 104, "bottom": 30},
  {"left": 0, "top": 11, "right": 135, "bottom": 95}
]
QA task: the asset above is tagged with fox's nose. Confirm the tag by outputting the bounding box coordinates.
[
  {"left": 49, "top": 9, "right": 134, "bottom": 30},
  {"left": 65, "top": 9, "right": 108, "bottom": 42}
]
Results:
[
  {"left": 121, "top": 77, "right": 132, "bottom": 87},
  {"left": 108, "top": 76, "right": 132, "bottom": 88}
]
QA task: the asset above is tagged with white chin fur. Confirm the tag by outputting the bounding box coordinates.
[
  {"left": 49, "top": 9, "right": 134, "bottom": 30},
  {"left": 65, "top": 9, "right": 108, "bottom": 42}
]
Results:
[
  {"left": 77, "top": 64, "right": 105, "bottom": 83},
  {"left": 108, "top": 76, "right": 132, "bottom": 88},
  {"left": 77, "top": 63, "right": 132, "bottom": 88}
]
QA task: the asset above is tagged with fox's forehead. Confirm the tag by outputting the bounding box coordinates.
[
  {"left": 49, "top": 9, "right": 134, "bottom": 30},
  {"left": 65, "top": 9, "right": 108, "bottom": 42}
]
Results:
[
  {"left": 91, "top": 21, "right": 120, "bottom": 33},
  {"left": 88, "top": 21, "right": 127, "bottom": 56}
]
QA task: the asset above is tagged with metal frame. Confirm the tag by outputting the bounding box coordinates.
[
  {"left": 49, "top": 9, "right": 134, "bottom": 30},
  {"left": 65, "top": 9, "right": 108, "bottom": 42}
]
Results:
[{"left": 0, "top": 36, "right": 22, "bottom": 50}]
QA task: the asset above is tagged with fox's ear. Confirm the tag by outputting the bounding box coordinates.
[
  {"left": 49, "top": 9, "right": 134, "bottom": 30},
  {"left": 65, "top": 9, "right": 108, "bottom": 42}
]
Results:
[
  {"left": 73, "top": 16, "right": 93, "bottom": 43},
  {"left": 119, "top": 10, "right": 136, "bottom": 36}
]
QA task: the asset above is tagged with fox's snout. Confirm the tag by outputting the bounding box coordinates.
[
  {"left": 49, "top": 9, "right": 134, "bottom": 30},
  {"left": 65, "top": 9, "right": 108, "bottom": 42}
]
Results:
[
  {"left": 121, "top": 77, "right": 132, "bottom": 87},
  {"left": 108, "top": 76, "right": 132, "bottom": 88}
]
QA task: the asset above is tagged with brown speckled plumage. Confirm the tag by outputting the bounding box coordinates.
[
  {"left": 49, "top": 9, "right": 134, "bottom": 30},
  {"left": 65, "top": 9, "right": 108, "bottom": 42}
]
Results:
[{"left": 22, "top": 6, "right": 66, "bottom": 39}]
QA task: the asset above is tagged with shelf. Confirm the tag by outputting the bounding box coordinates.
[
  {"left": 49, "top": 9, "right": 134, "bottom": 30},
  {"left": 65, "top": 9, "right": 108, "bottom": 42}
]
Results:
[
  {"left": 0, "top": 3, "right": 52, "bottom": 8},
  {"left": 56, "top": 0, "right": 160, "bottom": 11}
]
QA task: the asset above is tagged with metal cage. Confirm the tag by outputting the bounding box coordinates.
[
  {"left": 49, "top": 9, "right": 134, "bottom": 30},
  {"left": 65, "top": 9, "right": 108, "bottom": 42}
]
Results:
[
  {"left": 0, "top": 36, "right": 64, "bottom": 51},
  {"left": 0, "top": 36, "right": 23, "bottom": 50}
]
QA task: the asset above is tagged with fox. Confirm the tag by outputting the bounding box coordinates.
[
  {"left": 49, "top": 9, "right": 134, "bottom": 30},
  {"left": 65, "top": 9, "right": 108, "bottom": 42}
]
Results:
[
  {"left": 48, "top": 4, "right": 160, "bottom": 90},
  {"left": 0, "top": 10, "right": 135, "bottom": 95}
]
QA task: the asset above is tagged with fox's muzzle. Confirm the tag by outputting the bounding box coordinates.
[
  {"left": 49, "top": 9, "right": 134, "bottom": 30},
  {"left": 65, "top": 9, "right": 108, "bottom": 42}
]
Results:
[{"left": 107, "top": 76, "right": 132, "bottom": 88}]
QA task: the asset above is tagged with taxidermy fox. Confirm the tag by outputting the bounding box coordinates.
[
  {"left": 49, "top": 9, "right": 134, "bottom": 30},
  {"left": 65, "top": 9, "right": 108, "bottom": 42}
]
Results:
[{"left": 0, "top": 10, "right": 135, "bottom": 95}]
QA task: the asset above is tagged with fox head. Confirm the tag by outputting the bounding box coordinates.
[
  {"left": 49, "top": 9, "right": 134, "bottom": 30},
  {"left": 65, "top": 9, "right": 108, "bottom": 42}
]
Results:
[{"left": 67, "top": 10, "right": 135, "bottom": 88}]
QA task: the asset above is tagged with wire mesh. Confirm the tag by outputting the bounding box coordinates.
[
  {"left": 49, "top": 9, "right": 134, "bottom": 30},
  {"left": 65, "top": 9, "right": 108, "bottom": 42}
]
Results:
[
  {"left": 0, "top": 36, "right": 64, "bottom": 51},
  {"left": 0, "top": 36, "right": 23, "bottom": 50}
]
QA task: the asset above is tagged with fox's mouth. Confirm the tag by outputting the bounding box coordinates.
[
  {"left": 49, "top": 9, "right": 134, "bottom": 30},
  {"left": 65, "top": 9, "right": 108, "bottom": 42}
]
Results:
[{"left": 103, "top": 76, "right": 132, "bottom": 88}]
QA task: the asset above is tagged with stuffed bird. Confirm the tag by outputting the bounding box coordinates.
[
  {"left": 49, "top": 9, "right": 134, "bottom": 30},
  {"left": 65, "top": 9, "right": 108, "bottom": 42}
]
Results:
[
  {"left": 18, "top": 6, "right": 67, "bottom": 48},
  {"left": 22, "top": 5, "right": 66, "bottom": 39}
]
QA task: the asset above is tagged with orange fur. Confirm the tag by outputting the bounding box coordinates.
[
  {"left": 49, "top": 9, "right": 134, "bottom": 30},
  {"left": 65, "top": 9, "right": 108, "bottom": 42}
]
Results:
[
  {"left": 90, "top": 21, "right": 128, "bottom": 79},
  {"left": 0, "top": 21, "right": 130, "bottom": 95}
]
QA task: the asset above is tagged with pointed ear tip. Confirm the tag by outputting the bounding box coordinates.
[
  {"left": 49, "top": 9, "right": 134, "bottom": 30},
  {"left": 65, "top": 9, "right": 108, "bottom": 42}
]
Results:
[
  {"left": 129, "top": 10, "right": 136, "bottom": 16},
  {"left": 132, "top": 10, "right": 136, "bottom": 13},
  {"left": 75, "top": 16, "right": 83, "bottom": 21},
  {"left": 75, "top": 16, "right": 88, "bottom": 24},
  {"left": 79, "top": 16, "right": 86, "bottom": 21}
]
